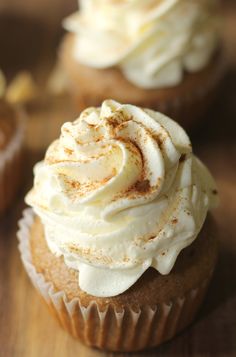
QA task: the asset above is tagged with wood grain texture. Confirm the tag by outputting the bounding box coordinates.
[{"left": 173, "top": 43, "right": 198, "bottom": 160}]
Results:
[{"left": 0, "top": 3, "right": 236, "bottom": 357}]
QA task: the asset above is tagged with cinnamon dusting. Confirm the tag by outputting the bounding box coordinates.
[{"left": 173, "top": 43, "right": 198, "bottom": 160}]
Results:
[
  {"left": 64, "top": 147, "right": 73, "bottom": 155},
  {"left": 148, "top": 235, "right": 156, "bottom": 241},
  {"left": 135, "top": 179, "right": 150, "bottom": 193}
]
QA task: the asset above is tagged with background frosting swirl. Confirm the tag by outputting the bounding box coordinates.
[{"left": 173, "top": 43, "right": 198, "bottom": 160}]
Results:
[
  {"left": 64, "top": 0, "right": 220, "bottom": 88},
  {"left": 26, "top": 100, "right": 218, "bottom": 297}
]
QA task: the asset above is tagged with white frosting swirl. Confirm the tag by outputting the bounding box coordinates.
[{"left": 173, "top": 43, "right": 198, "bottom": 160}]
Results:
[
  {"left": 26, "top": 100, "right": 218, "bottom": 297},
  {"left": 63, "top": 0, "right": 220, "bottom": 89}
]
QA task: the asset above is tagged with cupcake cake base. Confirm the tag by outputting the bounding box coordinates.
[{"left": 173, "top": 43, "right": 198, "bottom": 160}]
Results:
[{"left": 18, "top": 209, "right": 218, "bottom": 352}]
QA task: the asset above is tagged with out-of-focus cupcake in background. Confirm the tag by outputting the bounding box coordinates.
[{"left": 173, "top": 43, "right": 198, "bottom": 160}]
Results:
[
  {"left": 59, "top": 0, "right": 225, "bottom": 128},
  {"left": 0, "top": 70, "right": 26, "bottom": 215}
]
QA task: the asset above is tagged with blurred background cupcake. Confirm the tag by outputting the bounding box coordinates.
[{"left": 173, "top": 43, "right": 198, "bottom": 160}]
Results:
[{"left": 60, "top": 0, "right": 226, "bottom": 128}]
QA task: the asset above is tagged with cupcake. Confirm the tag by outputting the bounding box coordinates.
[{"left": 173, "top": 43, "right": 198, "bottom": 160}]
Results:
[
  {"left": 0, "top": 72, "right": 25, "bottom": 214},
  {"left": 60, "top": 0, "right": 225, "bottom": 128},
  {"left": 18, "top": 100, "right": 218, "bottom": 351}
]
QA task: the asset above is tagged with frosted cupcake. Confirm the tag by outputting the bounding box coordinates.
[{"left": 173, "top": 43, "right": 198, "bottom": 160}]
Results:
[
  {"left": 60, "top": 0, "right": 225, "bottom": 127},
  {"left": 18, "top": 100, "right": 218, "bottom": 351},
  {"left": 0, "top": 72, "right": 25, "bottom": 214}
]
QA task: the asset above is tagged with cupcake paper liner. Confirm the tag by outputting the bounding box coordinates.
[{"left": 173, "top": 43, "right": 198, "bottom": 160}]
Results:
[
  {"left": 0, "top": 112, "right": 25, "bottom": 214},
  {"left": 18, "top": 209, "right": 213, "bottom": 352}
]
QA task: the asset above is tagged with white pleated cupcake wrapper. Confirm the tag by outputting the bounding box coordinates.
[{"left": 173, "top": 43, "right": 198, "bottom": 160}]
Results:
[
  {"left": 0, "top": 111, "right": 25, "bottom": 213},
  {"left": 17, "top": 208, "right": 213, "bottom": 352}
]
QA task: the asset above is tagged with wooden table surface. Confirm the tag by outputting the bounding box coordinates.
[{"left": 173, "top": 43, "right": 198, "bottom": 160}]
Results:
[{"left": 0, "top": 3, "right": 236, "bottom": 357}]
